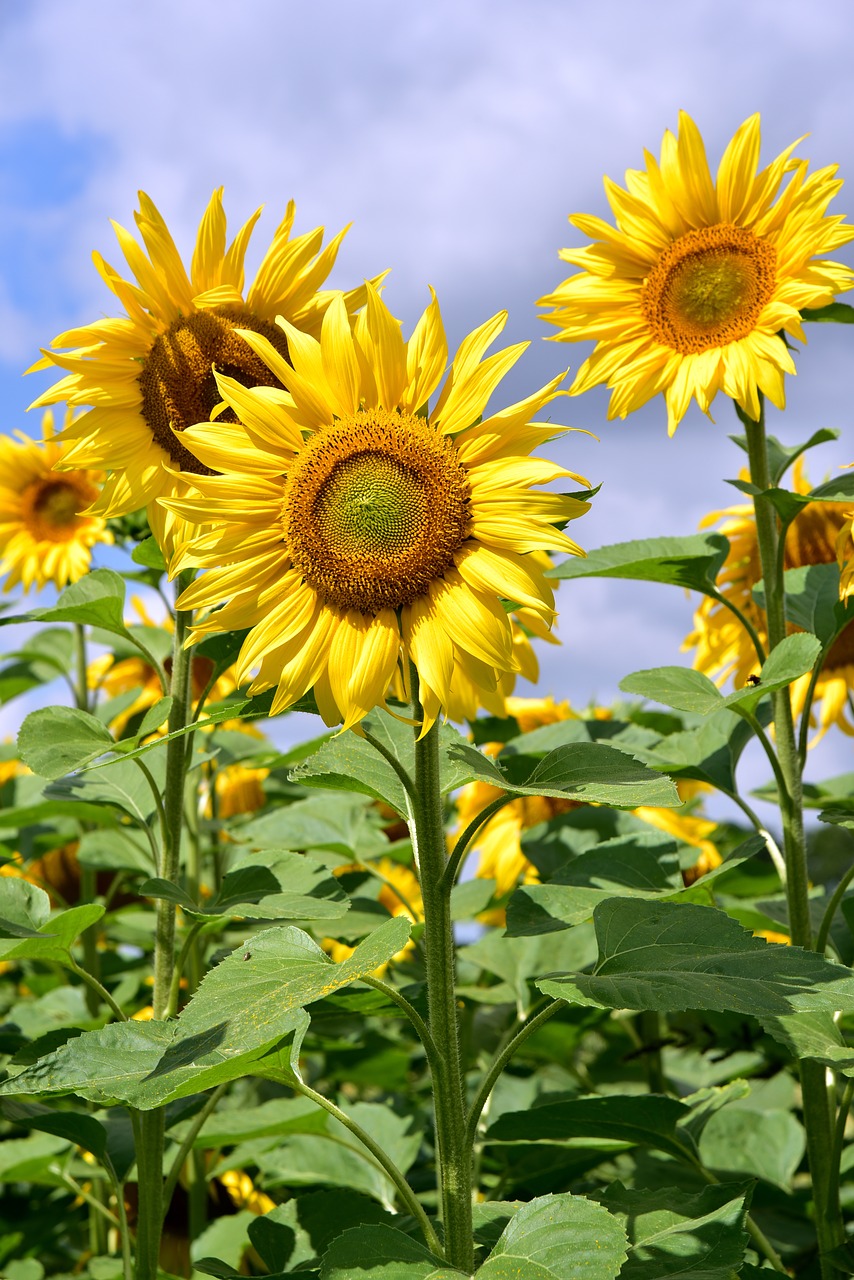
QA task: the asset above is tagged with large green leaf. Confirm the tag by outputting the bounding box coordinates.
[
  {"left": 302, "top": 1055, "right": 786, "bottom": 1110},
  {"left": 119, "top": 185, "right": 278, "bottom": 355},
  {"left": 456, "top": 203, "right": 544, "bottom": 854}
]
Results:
[
  {"left": 505, "top": 835, "right": 755, "bottom": 936},
  {"left": 141, "top": 849, "right": 348, "bottom": 922},
  {"left": 599, "top": 1181, "right": 750, "bottom": 1280},
  {"left": 290, "top": 709, "right": 473, "bottom": 816},
  {"left": 237, "top": 793, "right": 390, "bottom": 861},
  {"left": 620, "top": 633, "right": 821, "bottom": 718},
  {"left": 0, "top": 917, "right": 411, "bottom": 1106},
  {"left": 447, "top": 741, "right": 680, "bottom": 810},
  {"left": 478, "top": 1192, "right": 628, "bottom": 1280},
  {"left": 3, "top": 569, "right": 128, "bottom": 635},
  {"left": 549, "top": 534, "right": 729, "bottom": 595},
  {"left": 18, "top": 706, "right": 116, "bottom": 779},
  {"left": 537, "top": 898, "right": 854, "bottom": 1017},
  {"left": 0, "top": 878, "right": 103, "bottom": 964},
  {"left": 755, "top": 563, "right": 854, "bottom": 646},
  {"left": 640, "top": 708, "right": 760, "bottom": 793},
  {"left": 698, "top": 1106, "right": 805, "bottom": 1189},
  {"left": 485, "top": 1095, "right": 697, "bottom": 1163}
]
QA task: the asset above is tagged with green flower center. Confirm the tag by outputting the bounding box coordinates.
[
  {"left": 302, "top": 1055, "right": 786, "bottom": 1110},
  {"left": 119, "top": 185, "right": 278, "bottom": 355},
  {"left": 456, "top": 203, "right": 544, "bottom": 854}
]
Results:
[
  {"left": 285, "top": 408, "right": 472, "bottom": 615},
  {"left": 642, "top": 224, "right": 777, "bottom": 354},
  {"left": 138, "top": 306, "right": 290, "bottom": 474}
]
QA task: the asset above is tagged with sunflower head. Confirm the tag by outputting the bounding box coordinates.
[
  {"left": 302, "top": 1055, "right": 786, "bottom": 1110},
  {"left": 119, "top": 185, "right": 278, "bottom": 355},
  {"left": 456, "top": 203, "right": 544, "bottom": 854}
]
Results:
[
  {"left": 30, "top": 189, "right": 378, "bottom": 557},
  {"left": 0, "top": 409, "right": 112, "bottom": 593},
  {"left": 166, "top": 286, "right": 591, "bottom": 732},
  {"left": 539, "top": 112, "right": 854, "bottom": 434}
]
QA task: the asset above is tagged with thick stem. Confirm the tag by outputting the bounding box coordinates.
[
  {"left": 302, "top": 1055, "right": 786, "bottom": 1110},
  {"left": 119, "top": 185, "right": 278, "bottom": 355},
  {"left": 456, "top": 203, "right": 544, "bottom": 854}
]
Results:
[
  {"left": 409, "top": 675, "right": 473, "bottom": 1272},
  {"left": 137, "top": 595, "right": 194, "bottom": 1280},
  {"left": 152, "top": 602, "right": 193, "bottom": 1018},
  {"left": 741, "top": 402, "right": 845, "bottom": 1271},
  {"left": 134, "top": 1110, "right": 165, "bottom": 1280}
]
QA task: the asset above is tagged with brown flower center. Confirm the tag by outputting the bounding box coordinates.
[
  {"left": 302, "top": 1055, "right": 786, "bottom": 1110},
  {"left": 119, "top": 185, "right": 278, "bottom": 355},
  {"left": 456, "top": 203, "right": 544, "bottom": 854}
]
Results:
[
  {"left": 22, "top": 474, "right": 99, "bottom": 542},
  {"left": 138, "top": 307, "right": 290, "bottom": 474},
  {"left": 284, "top": 408, "right": 472, "bottom": 615},
  {"left": 643, "top": 224, "right": 777, "bottom": 354}
]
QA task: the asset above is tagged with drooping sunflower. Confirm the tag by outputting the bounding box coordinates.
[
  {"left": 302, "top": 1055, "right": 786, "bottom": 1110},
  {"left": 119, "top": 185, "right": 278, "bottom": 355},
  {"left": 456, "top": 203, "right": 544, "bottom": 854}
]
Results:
[
  {"left": 0, "top": 409, "right": 112, "bottom": 593},
  {"left": 539, "top": 112, "right": 854, "bottom": 435},
  {"left": 455, "top": 697, "right": 720, "bottom": 903},
  {"left": 31, "top": 189, "right": 375, "bottom": 555},
  {"left": 165, "top": 286, "right": 590, "bottom": 731},
  {"left": 685, "top": 459, "right": 854, "bottom": 742}
]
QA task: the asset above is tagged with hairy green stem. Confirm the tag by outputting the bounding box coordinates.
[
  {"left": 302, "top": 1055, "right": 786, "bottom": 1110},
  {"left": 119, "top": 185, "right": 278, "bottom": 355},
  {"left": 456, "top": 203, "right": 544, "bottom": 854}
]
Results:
[
  {"left": 152, "top": 601, "right": 193, "bottom": 1017},
  {"left": 741, "top": 402, "right": 845, "bottom": 1272},
  {"left": 409, "top": 674, "right": 473, "bottom": 1271}
]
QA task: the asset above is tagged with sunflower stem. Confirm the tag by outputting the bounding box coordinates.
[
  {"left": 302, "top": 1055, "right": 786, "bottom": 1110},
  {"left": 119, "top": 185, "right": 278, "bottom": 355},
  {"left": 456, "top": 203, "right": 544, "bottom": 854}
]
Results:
[
  {"left": 741, "top": 400, "right": 846, "bottom": 1273},
  {"left": 136, "top": 588, "right": 194, "bottom": 1280},
  {"left": 409, "top": 673, "right": 473, "bottom": 1271}
]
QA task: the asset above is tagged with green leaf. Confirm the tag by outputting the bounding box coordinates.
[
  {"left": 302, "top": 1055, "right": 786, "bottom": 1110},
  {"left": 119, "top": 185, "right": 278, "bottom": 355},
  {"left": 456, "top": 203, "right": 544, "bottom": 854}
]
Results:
[
  {"left": 290, "top": 708, "right": 473, "bottom": 816},
  {"left": 24, "top": 568, "right": 129, "bottom": 635},
  {"left": 18, "top": 706, "right": 115, "bottom": 778},
  {"left": 485, "top": 1095, "right": 697, "bottom": 1162},
  {"left": 195, "top": 849, "right": 349, "bottom": 921},
  {"left": 448, "top": 741, "right": 680, "bottom": 810},
  {"left": 642, "top": 708, "right": 759, "bottom": 792},
  {"left": 45, "top": 753, "right": 166, "bottom": 826},
  {"left": 173, "top": 1096, "right": 327, "bottom": 1148},
  {"left": 135, "top": 696, "right": 173, "bottom": 739},
  {"left": 479, "top": 1192, "right": 628, "bottom": 1280},
  {"left": 721, "top": 631, "right": 822, "bottom": 713},
  {"left": 505, "top": 835, "right": 748, "bottom": 935},
  {"left": 0, "top": 903, "right": 104, "bottom": 964},
  {"left": 808, "top": 470, "right": 854, "bottom": 502},
  {"left": 0, "top": 1099, "right": 108, "bottom": 1163},
  {"left": 619, "top": 668, "right": 723, "bottom": 715},
  {"left": 238, "top": 793, "right": 390, "bottom": 861},
  {"left": 698, "top": 1106, "right": 805, "bottom": 1189},
  {"left": 0, "top": 1131, "right": 72, "bottom": 1185},
  {"left": 755, "top": 563, "right": 851, "bottom": 645},
  {"left": 549, "top": 534, "right": 729, "bottom": 595},
  {"left": 761, "top": 1010, "right": 854, "bottom": 1076},
  {"left": 320, "top": 1224, "right": 453, "bottom": 1279},
  {"left": 0, "top": 917, "right": 411, "bottom": 1106},
  {"left": 131, "top": 536, "right": 167, "bottom": 571},
  {"left": 802, "top": 301, "right": 854, "bottom": 323},
  {"left": 620, "top": 633, "right": 822, "bottom": 719},
  {"left": 599, "top": 1181, "right": 750, "bottom": 1280},
  {"left": 537, "top": 898, "right": 854, "bottom": 1017}
]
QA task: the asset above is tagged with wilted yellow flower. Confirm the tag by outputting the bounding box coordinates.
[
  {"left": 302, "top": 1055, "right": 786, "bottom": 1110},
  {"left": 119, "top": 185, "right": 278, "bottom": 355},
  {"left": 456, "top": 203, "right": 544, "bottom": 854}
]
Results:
[
  {"left": 0, "top": 410, "right": 112, "bottom": 592},
  {"left": 540, "top": 112, "right": 854, "bottom": 434},
  {"left": 166, "top": 287, "right": 590, "bottom": 732}
]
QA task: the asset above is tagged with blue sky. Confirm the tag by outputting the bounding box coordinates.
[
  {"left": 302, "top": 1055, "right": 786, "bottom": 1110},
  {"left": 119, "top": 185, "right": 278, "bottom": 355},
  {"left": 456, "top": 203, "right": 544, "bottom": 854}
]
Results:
[{"left": 1, "top": 0, "right": 852, "bottom": 793}]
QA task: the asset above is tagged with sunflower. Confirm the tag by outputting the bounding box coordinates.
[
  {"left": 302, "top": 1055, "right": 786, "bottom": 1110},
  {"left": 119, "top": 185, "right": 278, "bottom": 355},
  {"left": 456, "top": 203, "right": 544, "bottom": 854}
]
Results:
[
  {"left": 539, "top": 112, "right": 854, "bottom": 435},
  {"left": 0, "top": 409, "right": 112, "bottom": 593},
  {"left": 685, "top": 459, "right": 854, "bottom": 742},
  {"left": 31, "top": 189, "right": 374, "bottom": 555},
  {"left": 164, "top": 286, "right": 590, "bottom": 732},
  {"left": 455, "top": 697, "right": 719, "bottom": 901}
]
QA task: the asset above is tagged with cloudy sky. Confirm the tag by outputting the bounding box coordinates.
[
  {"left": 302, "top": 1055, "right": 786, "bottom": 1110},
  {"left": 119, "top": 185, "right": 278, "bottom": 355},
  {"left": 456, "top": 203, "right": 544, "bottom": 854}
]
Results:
[{"left": 1, "top": 0, "right": 852, "bottom": 799}]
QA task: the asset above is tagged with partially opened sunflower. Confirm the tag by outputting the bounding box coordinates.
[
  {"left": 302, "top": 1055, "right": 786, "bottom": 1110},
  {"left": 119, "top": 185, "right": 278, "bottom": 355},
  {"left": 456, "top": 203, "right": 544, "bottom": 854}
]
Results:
[
  {"left": 685, "top": 459, "right": 854, "bottom": 742},
  {"left": 0, "top": 409, "right": 112, "bottom": 592},
  {"left": 31, "top": 189, "right": 374, "bottom": 554},
  {"left": 539, "top": 112, "right": 854, "bottom": 434},
  {"left": 165, "top": 286, "right": 590, "bottom": 731}
]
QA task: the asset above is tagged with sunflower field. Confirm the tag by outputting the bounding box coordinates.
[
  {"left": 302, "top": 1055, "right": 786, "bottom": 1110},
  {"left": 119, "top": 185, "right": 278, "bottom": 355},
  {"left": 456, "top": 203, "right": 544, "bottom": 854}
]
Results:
[{"left": 1, "top": 114, "right": 854, "bottom": 1280}]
